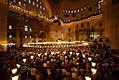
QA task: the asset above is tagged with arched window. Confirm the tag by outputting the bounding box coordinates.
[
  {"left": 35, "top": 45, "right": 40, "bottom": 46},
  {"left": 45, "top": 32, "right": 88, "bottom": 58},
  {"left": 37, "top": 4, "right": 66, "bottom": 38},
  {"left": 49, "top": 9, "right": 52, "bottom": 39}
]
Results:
[
  {"left": 9, "top": 25, "right": 12, "bottom": 29},
  {"left": 25, "top": 35, "right": 28, "bottom": 38},
  {"left": 84, "top": 6, "right": 87, "bottom": 10},
  {"left": 71, "top": 10, "right": 73, "bottom": 13},
  {"left": 77, "top": 9, "right": 80, "bottom": 12},
  {"left": 65, "top": 10, "right": 68, "bottom": 13},
  {"left": 68, "top": 10, "right": 71, "bottom": 13},
  {"left": 28, "top": 0, "right": 31, "bottom": 4},
  {"left": 29, "top": 28, "right": 32, "bottom": 32},
  {"left": 40, "top": 5, "right": 42, "bottom": 9},
  {"left": 40, "top": 11, "right": 42, "bottom": 14},
  {"left": 81, "top": 8, "right": 83, "bottom": 11},
  {"left": 36, "top": 4, "right": 39, "bottom": 7},
  {"left": 43, "top": 7, "right": 45, "bottom": 10},
  {"left": 74, "top": 10, "right": 77, "bottom": 13},
  {"left": 33, "top": 1, "right": 35, "bottom": 6},
  {"left": 18, "top": 1, "right": 21, "bottom": 6},
  {"left": 40, "top": 1, "right": 42, "bottom": 4},
  {"left": 24, "top": 25, "right": 28, "bottom": 31},
  {"left": 9, "top": 34, "right": 12, "bottom": 38},
  {"left": 36, "top": 0, "right": 39, "bottom": 2},
  {"left": 24, "top": 3, "right": 26, "bottom": 7},
  {"left": 29, "top": 35, "right": 32, "bottom": 38}
]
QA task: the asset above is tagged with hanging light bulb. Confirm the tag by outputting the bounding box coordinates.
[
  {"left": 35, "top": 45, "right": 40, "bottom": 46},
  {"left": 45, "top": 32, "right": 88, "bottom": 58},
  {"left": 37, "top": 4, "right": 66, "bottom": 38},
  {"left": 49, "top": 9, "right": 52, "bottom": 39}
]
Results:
[
  {"left": 82, "top": 54, "right": 85, "bottom": 58},
  {"left": 23, "top": 58, "right": 27, "bottom": 63},
  {"left": 45, "top": 52, "right": 47, "bottom": 55},
  {"left": 11, "top": 68, "right": 18, "bottom": 74},
  {"left": 16, "top": 64, "right": 21, "bottom": 68},
  {"left": 76, "top": 53, "right": 79, "bottom": 56},
  {"left": 88, "top": 57, "right": 92, "bottom": 61},
  {"left": 65, "top": 56, "right": 67, "bottom": 59},
  {"left": 30, "top": 55, "right": 34, "bottom": 59},
  {"left": 63, "top": 51, "right": 66, "bottom": 54},
  {"left": 85, "top": 76, "right": 91, "bottom": 80},
  {"left": 91, "top": 62, "right": 96, "bottom": 67},
  {"left": 70, "top": 52, "right": 72, "bottom": 55},
  {"left": 53, "top": 15, "right": 58, "bottom": 20},
  {"left": 83, "top": 42, "right": 89, "bottom": 46},
  {"left": 57, "top": 51, "right": 60, "bottom": 54},
  {"left": 51, "top": 52, "right": 54, "bottom": 55},
  {"left": 91, "top": 68, "right": 97, "bottom": 75},
  {"left": 38, "top": 54, "right": 41, "bottom": 57},
  {"left": 12, "top": 75, "right": 19, "bottom": 80}
]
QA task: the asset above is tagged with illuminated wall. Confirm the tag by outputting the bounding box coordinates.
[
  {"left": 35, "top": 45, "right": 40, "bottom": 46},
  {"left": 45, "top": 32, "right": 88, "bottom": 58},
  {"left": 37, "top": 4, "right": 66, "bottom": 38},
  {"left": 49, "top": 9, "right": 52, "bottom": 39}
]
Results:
[{"left": 0, "top": 0, "right": 8, "bottom": 51}]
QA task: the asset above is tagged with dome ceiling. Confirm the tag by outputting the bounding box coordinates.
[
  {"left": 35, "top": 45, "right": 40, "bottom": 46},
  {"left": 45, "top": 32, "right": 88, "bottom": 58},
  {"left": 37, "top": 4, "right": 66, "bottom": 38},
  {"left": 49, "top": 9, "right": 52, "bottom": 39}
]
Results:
[
  {"left": 9, "top": 0, "right": 100, "bottom": 22},
  {"left": 47, "top": 0, "right": 99, "bottom": 22}
]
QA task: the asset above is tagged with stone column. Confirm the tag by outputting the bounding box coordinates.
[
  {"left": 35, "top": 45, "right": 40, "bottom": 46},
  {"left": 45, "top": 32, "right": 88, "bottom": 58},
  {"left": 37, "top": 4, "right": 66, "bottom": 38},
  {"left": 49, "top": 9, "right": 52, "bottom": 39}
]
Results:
[{"left": 0, "top": 0, "right": 8, "bottom": 51}]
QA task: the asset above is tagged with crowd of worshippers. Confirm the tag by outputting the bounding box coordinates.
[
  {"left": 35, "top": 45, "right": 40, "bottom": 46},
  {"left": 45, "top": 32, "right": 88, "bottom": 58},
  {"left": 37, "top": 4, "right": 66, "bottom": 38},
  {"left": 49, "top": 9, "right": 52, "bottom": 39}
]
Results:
[{"left": 0, "top": 43, "right": 119, "bottom": 80}]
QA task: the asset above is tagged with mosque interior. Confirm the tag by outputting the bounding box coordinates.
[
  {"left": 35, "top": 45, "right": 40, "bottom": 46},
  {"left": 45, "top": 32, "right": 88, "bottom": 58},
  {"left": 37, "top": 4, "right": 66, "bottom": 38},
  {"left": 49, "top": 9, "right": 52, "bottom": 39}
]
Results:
[
  {"left": 0, "top": 0, "right": 119, "bottom": 80},
  {"left": 0, "top": 0, "right": 119, "bottom": 50}
]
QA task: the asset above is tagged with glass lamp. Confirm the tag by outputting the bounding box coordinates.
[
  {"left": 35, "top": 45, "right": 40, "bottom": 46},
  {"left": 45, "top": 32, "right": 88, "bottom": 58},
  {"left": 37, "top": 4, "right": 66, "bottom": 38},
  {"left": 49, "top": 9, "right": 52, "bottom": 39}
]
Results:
[
  {"left": 82, "top": 54, "right": 85, "bottom": 58},
  {"left": 76, "top": 53, "right": 79, "bottom": 56},
  {"left": 11, "top": 68, "right": 18, "bottom": 74},
  {"left": 88, "top": 57, "right": 92, "bottom": 61},
  {"left": 30, "top": 55, "right": 34, "bottom": 59},
  {"left": 51, "top": 52, "right": 54, "bottom": 55},
  {"left": 45, "top": 52, "right": 47, "bottom": 56},
  {"left": 91, "top": 62, "right": 96, "bottom": 67},
  {"left": 38, "top": 54, "right": 41, "bottom": 57},
  {"left": 91, "top": 68, "right": 97, "bottom": 75},
  {"left": 85, "top": 76, "right": 91, "bottom": 80},
  {"left": 70, "top": 52, "right": 72, "bottom": 55},
  {"left": 23, "top": 58, "right": 27, "bottom": 63},
  {"left": 12, "top": 75, "right": 19, "bottom": 80},
  {"left": 16, "top": 64, "right": 20, "bottom": 68}
]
